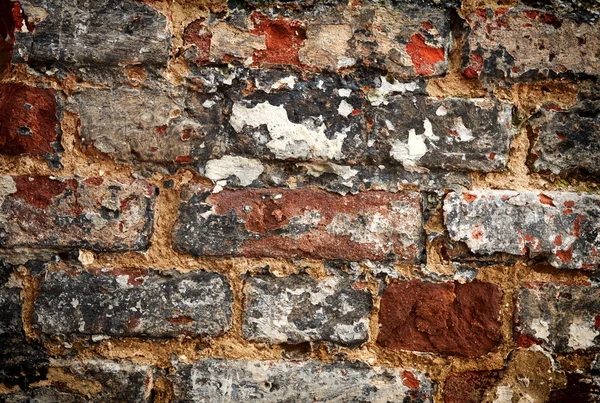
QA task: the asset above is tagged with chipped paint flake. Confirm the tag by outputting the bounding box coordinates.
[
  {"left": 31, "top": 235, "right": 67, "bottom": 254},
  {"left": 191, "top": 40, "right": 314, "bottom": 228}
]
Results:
[
  {"left": 230, "top": 101, "right": 346, "bottom": 160},
  {"left": 205, "top": 156, "right": 264, "bottom": 187}
]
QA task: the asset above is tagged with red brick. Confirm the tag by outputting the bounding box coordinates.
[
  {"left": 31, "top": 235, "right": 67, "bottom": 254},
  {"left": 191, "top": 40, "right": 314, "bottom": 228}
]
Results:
[
  {"left": 444, "top": 371, "right": 504, "bottom": 403},
  {"left": 173, "top": 186, "right": 423, "bottom": 262},
  {"left": 0, "top": 83, "right": 59, "bottom": 157},
  {"left": 377, "top": 279, "right": 502, "bottom": 357}
]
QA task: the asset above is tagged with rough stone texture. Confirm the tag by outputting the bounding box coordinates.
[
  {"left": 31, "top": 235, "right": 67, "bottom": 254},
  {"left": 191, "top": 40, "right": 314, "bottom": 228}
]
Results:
[
  {"left": 0, "top": 83, "right": 60, "bottom": 162},
  {"left": 12, "top": 0, "right": 170, "bottom": 83},
  {"left": 521, "top": 0, "right": 600, "bottom": 23},
  {"left": 170, "top": 359, "right": 434, "bottom": 402},
  {"left": 0, "top": 176, "right": 156, "bottom": 251},
  {"left": 516, "top": 283, "right": 600, "bottom": 353},
  {"left": 528, "top": 86, "right": 600, "bottom": 178},
  {"left": 549, "top": 371, "right": 600, "bottom": 402},
  {"left": 185, "top": 5, "right": 451, "bottom": 77},
  {"left": 444, "top": 190, "right": 600, "bottom": 269},
  {"left": 243, "top": 269, "right": 373, "bottom": 346},
  {"left": 34, "top": 268, "right": 232, "bottom": 338},
  {"left": 378, "top": 279, "right": 502, "bottom": 357},
  {"left": 173, "top": 186, "right": 423, "bottom": 262},
  {"left": 444, "top": 370, "right": 505, "bottom": 403},
  {"left": 464, "top": 8, "right": 600, "bottom": 78},
  {"left": 0, "top": 263, "right": 21, "bottom": 336},
  {"left": 2, "top": 360, "right": 152, "bottom": 403}
]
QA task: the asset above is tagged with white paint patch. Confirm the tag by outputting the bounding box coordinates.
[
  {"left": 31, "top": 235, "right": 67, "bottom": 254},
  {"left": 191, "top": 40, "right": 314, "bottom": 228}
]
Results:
[
  {"left": 202, "top": 99, "right": 216, "bottom": 108},
  {"left": 385, "top": 120, "right": 395, "bottom": 131},
  {"left": 297, "top": 162, "right": 358, "bottom": 180},
  {"left": 212, "top": 180, "right": 227, "bottom": 194},
  {"left": 568, "top": 321, "right": 598, "bottom": 350},
  {"left": 270, "top": 76, "right": 297, "bottom": 91},
  {"left": 436, "top": 105, "right": 448, "bottom": 116},
  {"left": 390, "top": 130, "right": 428, "bottom": 172},
  {"left": 338, "top": 100, "right": 354, "bottom": 117},
  {"left": 337, "top": 56, "right": 356, "bottom": 69},
  {"left": 530, "top": 318, "right": 550, "bottom": 342},
  {"left": 338, "top": 88, "right": 352, "bottom": 97},
  {"left": 493, "top": 386, "right": 514, "bottom": 403},
  {"left": 116, "top": 275, "right": 130, "bottom": 288},
  {"left": 422, "top": 118, "right": 439, "bottom": 142},
  {"left": 205, "top": 155, "right": 264, "bottom": 187},
  {"left": 452, "top": 117, "right": 474, "bottom": 142},
  {"left": 367, "top": 76, "right": 419, "bottom": 106},
  {"left": 230, "top": 101, "right": 347, "bottom": 160}
]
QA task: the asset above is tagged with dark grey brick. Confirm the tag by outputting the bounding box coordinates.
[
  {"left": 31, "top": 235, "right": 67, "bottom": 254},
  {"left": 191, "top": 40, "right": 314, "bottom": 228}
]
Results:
[
  {"left": 516, "top": 283, "right": 600, "bottom": 353},
  {"left": 34, "top": 268, "right": 232, "bottom": 338}
]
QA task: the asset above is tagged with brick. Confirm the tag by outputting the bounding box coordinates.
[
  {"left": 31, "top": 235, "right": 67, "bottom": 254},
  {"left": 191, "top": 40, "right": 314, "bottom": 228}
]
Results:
[
  {"left": 528, "top": 88, "right": 600, "bottom": 178},
  {"left": 13, "top": 0, "right": 170, "bottom": 82},
  {"left": 184, "top": 5, "right": 451, "bottom": 78},
  {"left": 516, "top": 283, "right": 600, "bottom": 353},
  {"left": 70, "top": 67, "right": 511, "bottom": 174},
  {"left": 371, "top": 96, "right": 514, "bottom": 172},
  {"left": 2, "top": 360, "right": 152, "bottom": 402},
  {"left": 377, "top": 279, "right": 502, "bottom": 357},
  {"left": 0, "top": 83, "right": 60, "bottom": 161},
  {"left": 243, "top": 270, "right": 373, "bottom": 346},
  {"left": 0, "top": 176, "right": 156, "bottom": 252},
  {"left": 464, "top": 8, "right": 600, "bottom": 78},
  {"left": 173, "top": 186, "right": 423, "bottom": 262},
  {"left": 444, "top": 190, "right": 600, "bottom": 269},
  {"left": 34, "top": 268, "right": 232, "bottom": 338},
  {"left": 170, "top": 359, "right": 434, "bottom": 402}
]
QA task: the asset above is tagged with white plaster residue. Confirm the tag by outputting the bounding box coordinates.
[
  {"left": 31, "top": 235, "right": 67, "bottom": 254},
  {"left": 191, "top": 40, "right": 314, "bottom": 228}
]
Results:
[
  {"left": 338, "top": 88, "right": 352, "bottom": 97},
  {"left": 297, "top": 162, "right": 358, "bottom": 180},
  {"left": 116, "top": 275, "right": 130, "bottom": 288},
  {"left": 385, "top": 120, "right": 395, "bottom": 131},
  {"left": 202, "top": 99, "right": 216, "bottom": 108},
  {"left": 493, "top": 385, "right": 514, "bottom": 403},
  {"left": 334, "top": 319, "right": 369, "bottom": 343},
  {"left": 338, "top": 100, "right": 354, "bottom": 117},
  {"left": 71, "top": 298, "right": 79, "bottom": 308},
  {"left": 367, "top": 76, "right": 419, "bottom": 106},
  {"left": 230, "top": 101, "right": 346, "bottom": 160},
  {"left": 337, "top": 56, "right": 357, "bottom": 69},
  {"left": 212, "top": 180, "right": 227, "bottom": 194},
  {"left": 530, "top": 318, "right": 550, "bottom": 342},
  {"left": 422, "top": 118, "right": 439, "bottom": 142},
  {"left": 390, "top": 129, "right": 428, "bottom": 172},
  {"left": 311, "top": 277, "right": 338, "bottom": 305},
  {"left": 205, "top": 156, "right": 264, "bottom": 187},
  {"left": 452, "top": 117, "right": 474, "bottom": 142},
  {"left": 436, "top": 105, "right": 448, "bottom": 116},
  {"left": 568, "top": 321, "right": 598, "bottom": 350},
  {"left": 270, "top": 76, "right": 297, "bottom": 91}
]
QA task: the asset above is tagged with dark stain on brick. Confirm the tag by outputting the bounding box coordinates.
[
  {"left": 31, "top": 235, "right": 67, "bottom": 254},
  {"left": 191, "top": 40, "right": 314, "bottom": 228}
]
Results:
[{"left": 377, "top": 279, "right": 502, "bottom": 357}]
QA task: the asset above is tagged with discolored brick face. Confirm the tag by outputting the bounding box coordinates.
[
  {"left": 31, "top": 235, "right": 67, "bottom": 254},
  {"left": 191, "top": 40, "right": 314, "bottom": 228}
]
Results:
[
  {"left": 377, "top": 279, "right": 502, "bottom": 357},
  {"left": 173, "top": 186, "right": 424, "bottom": 262},
  {"left": 0, "top": 83, "right": 59, "bottom": 157},
  {"left": 0, "top": 176, "right": 157, "bottom": 251}
]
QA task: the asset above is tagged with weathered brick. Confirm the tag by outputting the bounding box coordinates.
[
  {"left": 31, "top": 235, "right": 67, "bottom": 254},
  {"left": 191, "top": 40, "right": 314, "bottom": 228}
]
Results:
[
  {"left": 549, "top": 372, "right": 600, "bottom": 402},
  {"left": 173, "top": 186, "right": 423, "bottom": 262},
  {"left": 70, "top": 67, "right": 511, "bottom": 174},
  {"left": 0, "top": 83, "right": 60, "bottom": 162},
  {"left": 378, "top": 279, "right": 502, "bottom": 356},
  {"left": 13, "top": 0, "right": 170, "bottom": 82},
  {"left": 0, "top": 176, "right": 156, "bottom": 252},
  {"left": 516, "top": 283, "right": 600, "bottom": 353},
  {"left": 464, "top": 8, "right": 600, "bottom": 78},
  {"left": 184, "top": 5, "right": 451, "bottom": 77},
  {"left": 170, "top": 359, "right": 434, "bottom": 402},
  {"left": 2, "top": 360, "right": 152, "bottom": 402},
  {"left": 371, "top": 96, "right": 514, "bottom": 172},
  {"left": 34, "top": 268, "right": 232, "bottom": 338},
  {"left": 444, "top": 190, "right": 600, "bottom": 269},
  {"left": 243, "top": 268, "right": 373, "bottom": 346},
  {"left": 528, "top": 89, "right": 600, "bottom": 178}
]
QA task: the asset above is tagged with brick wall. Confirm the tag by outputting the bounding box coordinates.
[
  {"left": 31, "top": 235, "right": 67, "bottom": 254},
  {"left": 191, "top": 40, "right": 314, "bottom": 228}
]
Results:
[{"left": 0, "top": 0, "right": 599, "bottom": 401}]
